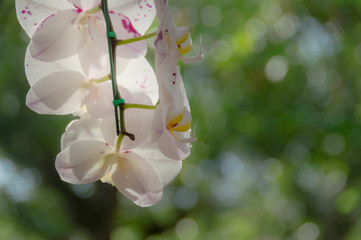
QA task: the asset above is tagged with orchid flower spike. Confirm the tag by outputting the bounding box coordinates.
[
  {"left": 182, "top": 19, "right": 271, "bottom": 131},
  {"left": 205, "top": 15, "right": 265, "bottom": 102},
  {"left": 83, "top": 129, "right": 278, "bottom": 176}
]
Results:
[{"left": 151, "top": 0, "right": 201, "bottom": 160}]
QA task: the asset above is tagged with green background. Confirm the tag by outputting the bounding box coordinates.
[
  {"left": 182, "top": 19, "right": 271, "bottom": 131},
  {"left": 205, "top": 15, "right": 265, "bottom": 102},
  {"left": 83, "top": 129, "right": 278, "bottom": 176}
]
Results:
[{"left": 1, "top": 0, "right": 361, "bottom": 239}]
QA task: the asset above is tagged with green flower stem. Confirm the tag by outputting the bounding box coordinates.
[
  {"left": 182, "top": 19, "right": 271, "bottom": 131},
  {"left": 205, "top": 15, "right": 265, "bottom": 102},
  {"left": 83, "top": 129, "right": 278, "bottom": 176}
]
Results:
[
  {"left": 101, "top": 0, "right": 122, "bottom": 136},
  {"left": 124, "top": 103, "right": 157, "bottom": 110},
  {"left": 116, "top": 134, "right": 124, "bottom": 151},
  {"left": 88, "top": 6, "right": 101, "bottom": 14},
  {"left": 116, "top": 32, "right": 157, "bottom": 46},
  {"left": 93, "top": 74, "right": 111, "bottom": 83}
]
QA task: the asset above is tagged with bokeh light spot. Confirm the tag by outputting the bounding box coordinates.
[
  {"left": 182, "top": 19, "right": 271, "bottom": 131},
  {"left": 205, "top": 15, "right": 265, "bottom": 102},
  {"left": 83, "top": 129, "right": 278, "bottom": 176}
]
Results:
[
  {"left": 72, "top": 183, "right": 95, "bottom": 199},
  {"left": 265, "top": 55, "right": 289, "bottom": 82},
  {"left": 323, "top": 133, "right": 345, "bottom": 156},
  {"left": 274, "top": 15, "right": 297, "bottom": 39},
  {"left": 294, "top": 222, "right": 320, "bottom": 240},
  {"left": 174, "top": 187, "right": 198, "bottom": 210},
  {"left": 210, "top": 40, "right": 232, "bottom": 62},
  {"left": 175, "top": 218, "right": 199, "bottom": 240},
  {"left": 245, "top": 18, "right": 267, "bottom": 40},
  {"left": 324, "top": 169, "right": 347, "bottom": 195},
  {"left": 261, "top": 158, "right": 283, "bottom": 181},
  {"left": 201, "top": 5, "right": 222, "bottom": 27}
]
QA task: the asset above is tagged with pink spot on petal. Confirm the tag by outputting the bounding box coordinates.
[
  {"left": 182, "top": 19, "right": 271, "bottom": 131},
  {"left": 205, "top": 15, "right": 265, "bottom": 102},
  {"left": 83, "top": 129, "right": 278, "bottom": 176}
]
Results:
[
  {"left": 74, "top": 5, "right": 82, "bottom": 13},
  {"left": 121, "top": 17, "right": 140, "bottom": 37},
  {"left": 21, "top": 10, "right": 26, "bottom": 14}
]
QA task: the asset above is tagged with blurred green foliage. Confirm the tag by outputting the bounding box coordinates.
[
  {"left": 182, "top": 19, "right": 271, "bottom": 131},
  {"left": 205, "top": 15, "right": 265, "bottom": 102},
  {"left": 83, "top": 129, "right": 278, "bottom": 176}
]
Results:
[{"left": 1, "top": 0, "right": 361, "bottom": 239}]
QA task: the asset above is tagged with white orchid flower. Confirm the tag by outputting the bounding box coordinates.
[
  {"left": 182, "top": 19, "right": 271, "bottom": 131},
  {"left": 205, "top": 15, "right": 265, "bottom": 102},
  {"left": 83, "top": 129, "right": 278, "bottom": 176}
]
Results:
[
  {"left": 55, "top": 91, "right": 181, "bottom": 207},
  {"left": 151, "top": 0, "right": 202, "bottom": 160},
  {"left": 25, "top": 47, "right": 158, "bottom": 117},
  {"left": 16, "top": 0, "right": 156, "bottom": 61}
]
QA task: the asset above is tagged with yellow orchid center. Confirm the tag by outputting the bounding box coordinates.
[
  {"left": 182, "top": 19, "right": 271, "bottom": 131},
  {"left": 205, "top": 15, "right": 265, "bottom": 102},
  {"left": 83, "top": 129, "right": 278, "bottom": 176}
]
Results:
[
  {"left": 176, "top": 32, "right": 193, "bottom": 55},
  {"left": 100, "top": 172, "right": 114, "bottom": 186},
  {"left": 167, "top": 112, "right": 191, "bottom": 133}
]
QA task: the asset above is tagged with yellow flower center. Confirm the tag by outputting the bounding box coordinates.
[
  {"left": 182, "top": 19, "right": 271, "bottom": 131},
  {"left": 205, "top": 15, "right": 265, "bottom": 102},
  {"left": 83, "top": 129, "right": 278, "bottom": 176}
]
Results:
[
  {"left": 167, "top": 112, "right": 191, "bottom": 134},
  {"left": 176, "top": 32, "right": 193, "bottom": 55}
]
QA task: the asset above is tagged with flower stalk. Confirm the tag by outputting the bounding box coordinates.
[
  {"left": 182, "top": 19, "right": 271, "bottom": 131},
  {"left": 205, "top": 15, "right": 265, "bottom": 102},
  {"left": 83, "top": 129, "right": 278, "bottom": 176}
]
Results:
[
  {"left": 116, "top": 32, "right": 157, "bottom": 46},
  {"left": 101, "top": 0, "right": 134, "bottom": 140},
  {"left": 124, "top": 103, "right": 157, "bottom": 110}
]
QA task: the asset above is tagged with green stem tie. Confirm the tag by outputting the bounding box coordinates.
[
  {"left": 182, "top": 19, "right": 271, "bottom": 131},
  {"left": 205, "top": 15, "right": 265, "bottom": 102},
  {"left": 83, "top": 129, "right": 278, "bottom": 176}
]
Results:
[
  {"left": 113, "top": 99, "right": 125, "bottom": 106},
  {"left": 107, "top": 31, "right": 117, "bottom": 38}
]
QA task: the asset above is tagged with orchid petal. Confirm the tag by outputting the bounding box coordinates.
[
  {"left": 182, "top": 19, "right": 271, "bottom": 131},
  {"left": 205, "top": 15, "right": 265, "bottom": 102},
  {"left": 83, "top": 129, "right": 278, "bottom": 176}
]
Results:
[
  {"left": 150, "top": 105, "right": 163, "bottom": 142},
  {"left": 110, "top": 12, "right": 147, "bottom": 58},
  {"left": 116, "top": 41, "right": 147, "bottom": 59},
  {"left": 157, "top": 129, "right": 190, "bottom": 160},
  {"left": 61, "top": 116, "right": 103, "bottom": 150},
  {"left": 88, "top": 6, "right": 147, "bottom": 59},
  {"left": 88, "top": 11, "right": 147, "bottom": 59},
  {"left": 179, "top": 36, "right": 204, "bottom": 63},
  {"left": 25, "top": 46, "right": 83, "bottom": 86},
  {"left": 16, "top": 0, "right": 72, "bottom": 37},
  {"left": 26, "top": 71, "right": 90, "bottom": 115},
  {"left": 100, "top": 88, "right": 154, "bottom": 149},
  {"left": 29, "top": 9, "right": 88, "bottom": 61},
  {"left": 118, "top": 57, "right": 158, "bottom": 104},
  {"left": 55, "top": 140, "right": 112, "bottom": 184},
  {"left": 87, "top": 11, "right": 108, "bottom": 54},
  {"left": 109, "top": 0, "right": 156, "bottom": 35},
  {"left": 77, "top": 39, "right": 109, "bottom": 79},
  {"left": 109, "top": 152, "right": 163, "bottom": 207},
  {"left": 86, "top": 81, "right": 114, "bottom": 118},
  {"left": 68, "top": 0, "right": 100, "bottom": 11},
  {"left": 77, "top": 38, "right": 129, "bottom": 79},
  {"left": 133, "top": 141, "right": 182, "bottom": 186}
]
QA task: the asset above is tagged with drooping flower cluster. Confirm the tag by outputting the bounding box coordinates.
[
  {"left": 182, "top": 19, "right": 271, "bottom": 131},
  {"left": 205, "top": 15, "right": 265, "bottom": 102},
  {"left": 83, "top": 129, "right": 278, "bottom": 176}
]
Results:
[{"left": 16, "top": 0, "right": 201, "bottom": 207}]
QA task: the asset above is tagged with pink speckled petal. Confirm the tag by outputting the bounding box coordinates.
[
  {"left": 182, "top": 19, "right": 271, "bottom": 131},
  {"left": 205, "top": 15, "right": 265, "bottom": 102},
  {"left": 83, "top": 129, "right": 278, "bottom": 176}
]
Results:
[
  {"left": 110, "top": 11, "right": 147, "bottom": 58},
  {"left": 16, "top": 0, "right": 73, "bottom": 37},
  {"left": 109, "top": 0, "right": 156, "bottom": 34},
  {"left": 29, "top": 9, "right": 88, "bottom": 61},
  {"left": 118, "top": 57, "right": 158, "bottom": 104}
]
